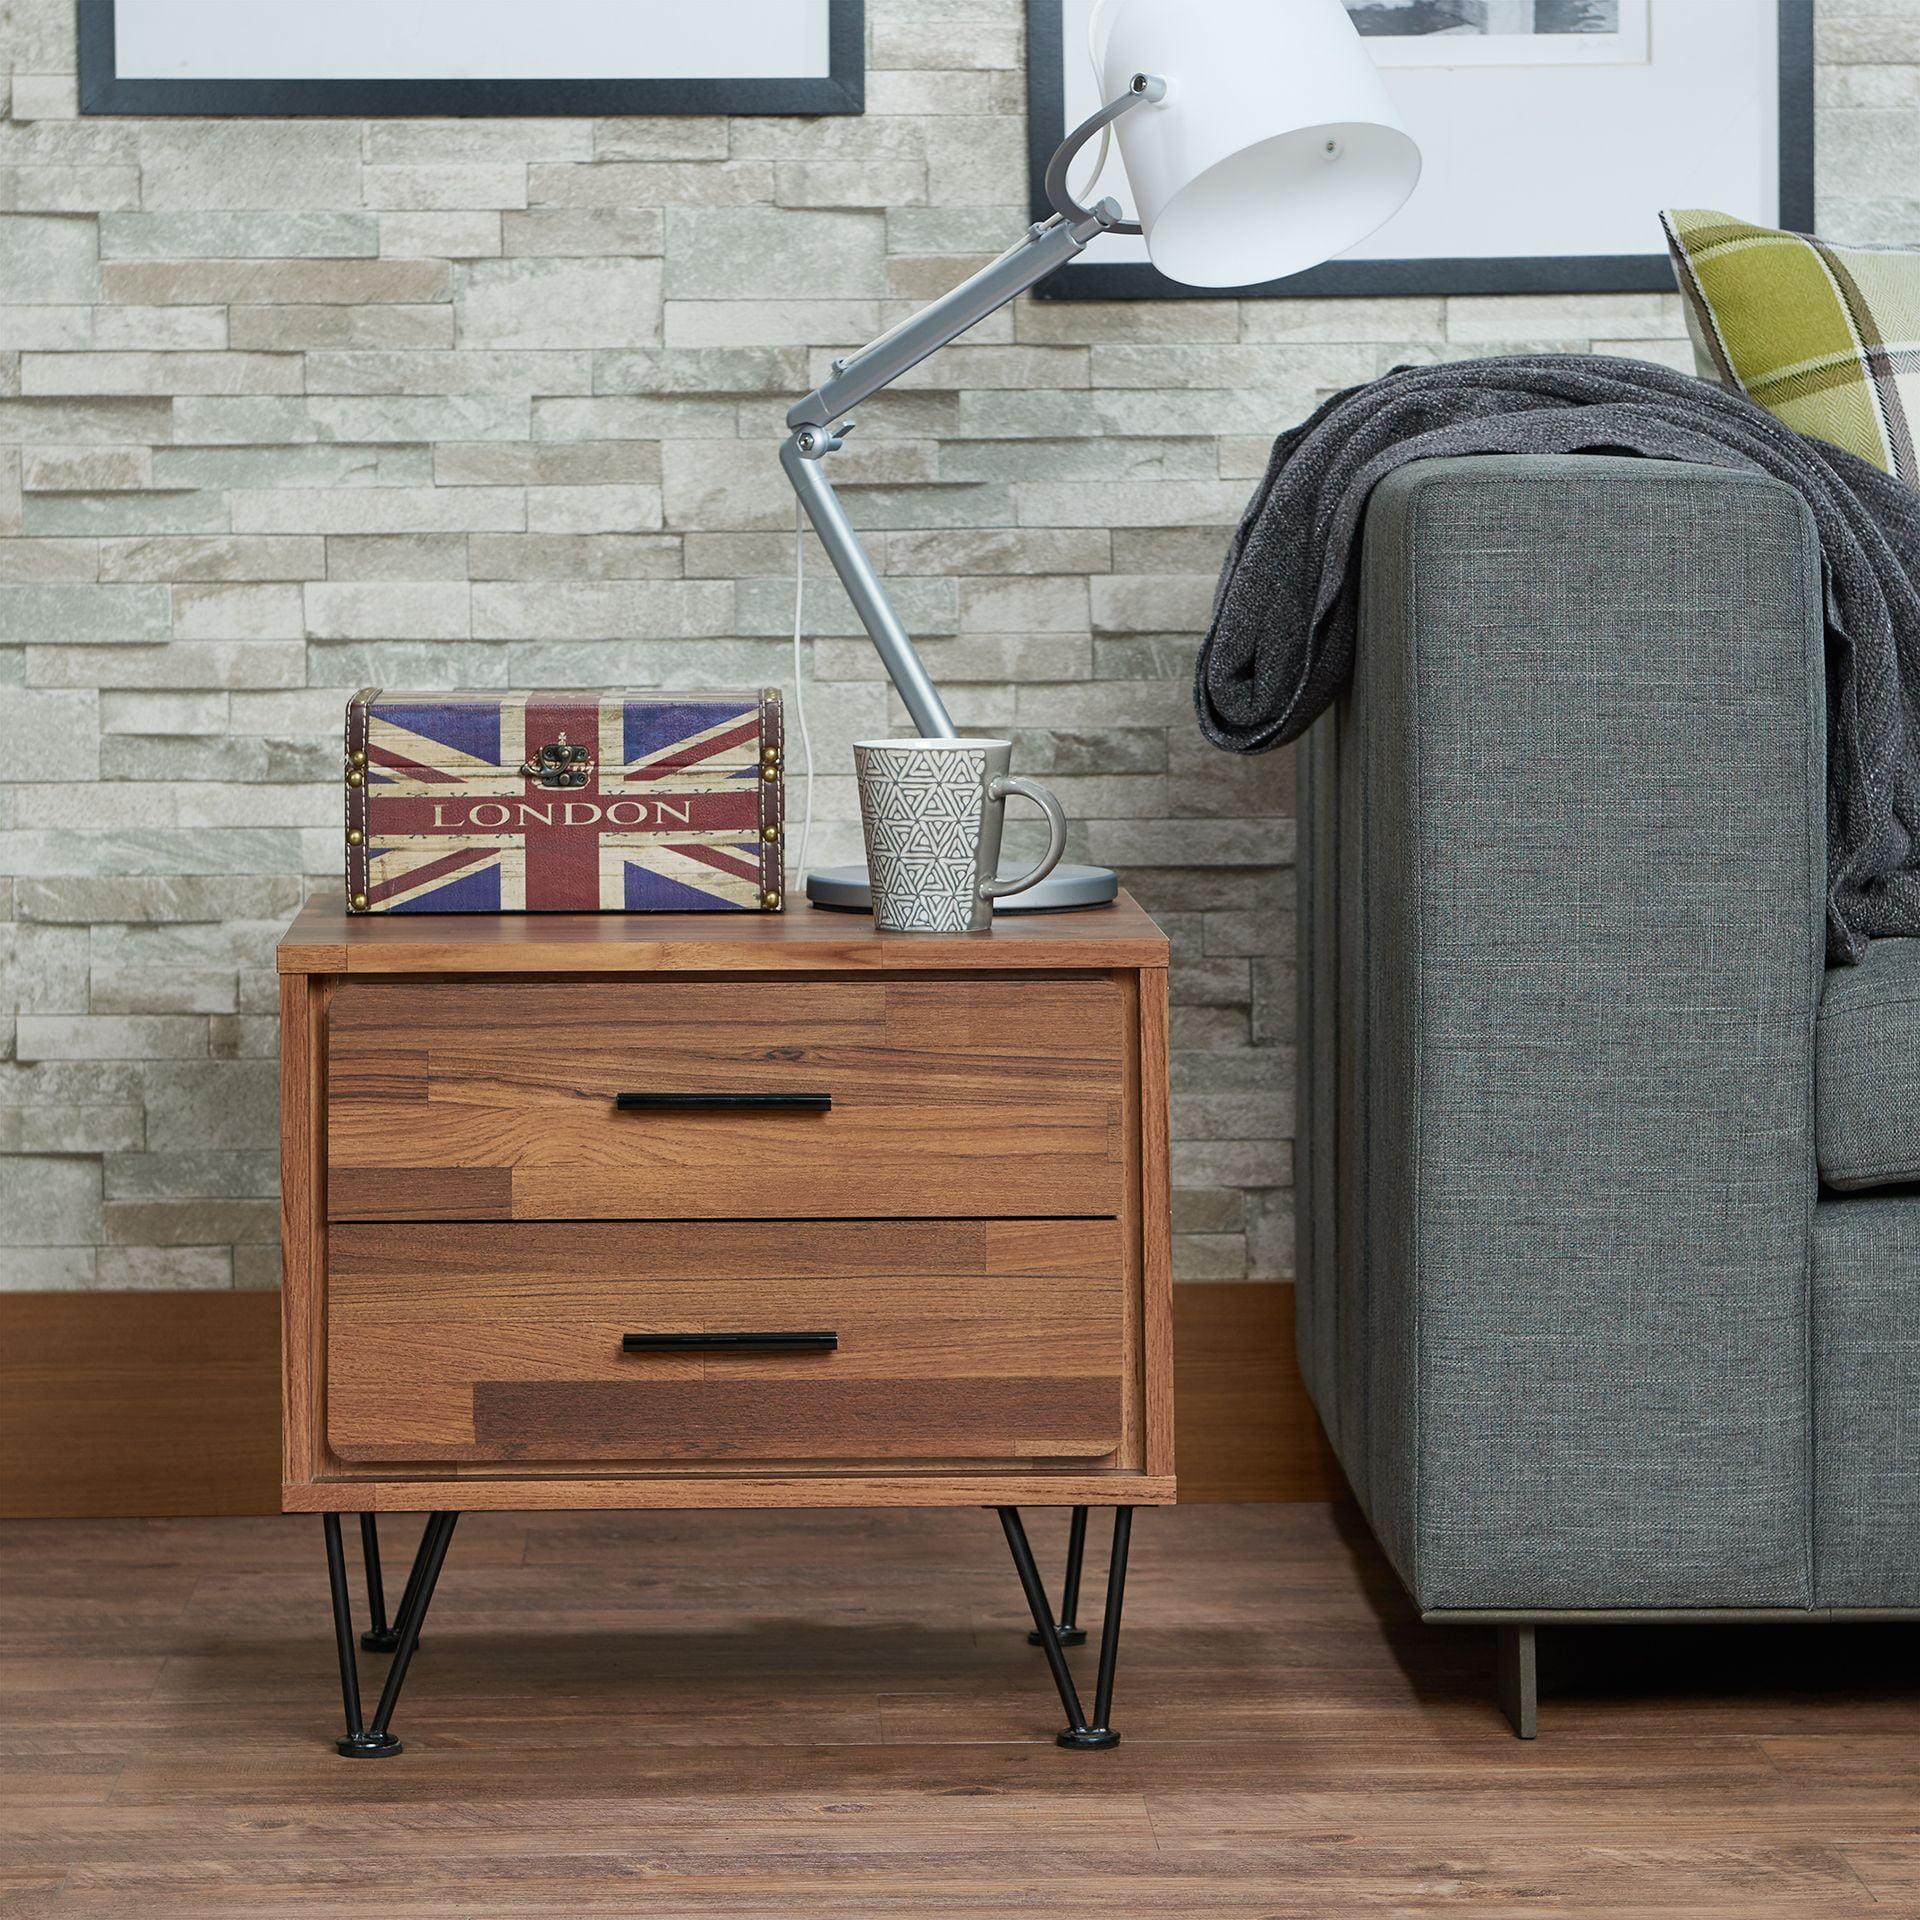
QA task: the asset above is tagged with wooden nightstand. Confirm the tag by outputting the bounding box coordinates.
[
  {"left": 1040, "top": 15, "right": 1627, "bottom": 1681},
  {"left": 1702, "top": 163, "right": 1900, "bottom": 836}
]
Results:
[{"left": 278, "top": 892, "right": 1174, "bottom": 1755}]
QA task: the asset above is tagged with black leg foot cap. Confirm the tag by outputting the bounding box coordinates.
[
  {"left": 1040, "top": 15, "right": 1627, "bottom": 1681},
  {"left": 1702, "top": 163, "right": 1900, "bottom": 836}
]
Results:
[
  {"left": 1028, "top": 1626, "right": 1088, "bottom": 1647},
  {"left": 359, "top": 1630, "right": 416, "bottom": 1653},
  {"left": 336, "top": 1731, "right": 403, "bottom": 1759},
  {"left": 1056, "top": 1727, "right": 1120, "bottom": 1751}
]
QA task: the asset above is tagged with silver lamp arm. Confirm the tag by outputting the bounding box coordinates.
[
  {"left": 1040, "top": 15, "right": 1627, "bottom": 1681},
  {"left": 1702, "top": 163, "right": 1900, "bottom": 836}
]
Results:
[
  {"left": 1043, "top": 70, "right": 1166, "bottom": 235},
  {"left": 781, "top": 78, "right": 1165, "bottom": 745},
  {"left": 779, "top": 428, "right": 958, "bottom": 739},
  {"left": 789, "top": 74, "right": 1164, "bottom": 432},
  {"left": 789, "top": 215, "right": 1090, "bottom": 436}
]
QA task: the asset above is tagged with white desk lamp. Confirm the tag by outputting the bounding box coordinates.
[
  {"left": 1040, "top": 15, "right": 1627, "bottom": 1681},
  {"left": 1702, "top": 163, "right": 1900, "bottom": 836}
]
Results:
[{"left": 789, "top": 0, "right": 1420, "bottom": 910}]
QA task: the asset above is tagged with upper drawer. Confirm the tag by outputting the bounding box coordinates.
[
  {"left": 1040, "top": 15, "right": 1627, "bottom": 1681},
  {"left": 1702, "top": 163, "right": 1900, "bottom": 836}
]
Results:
[{"left": 326, "top": 975, "right": 1127, "bottom": 1222}]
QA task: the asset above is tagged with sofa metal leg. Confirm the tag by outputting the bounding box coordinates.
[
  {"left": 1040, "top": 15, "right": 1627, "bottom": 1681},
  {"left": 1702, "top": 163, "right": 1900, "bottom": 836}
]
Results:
[{"left": 1496, "top": 1623, "right": 1538, "bottom": 1739}]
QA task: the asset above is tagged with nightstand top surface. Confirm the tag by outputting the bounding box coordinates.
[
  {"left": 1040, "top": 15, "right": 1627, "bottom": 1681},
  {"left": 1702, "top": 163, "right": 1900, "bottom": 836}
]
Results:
[{"left": 278, "top": 890, "right": 1168, "bottom": 975}]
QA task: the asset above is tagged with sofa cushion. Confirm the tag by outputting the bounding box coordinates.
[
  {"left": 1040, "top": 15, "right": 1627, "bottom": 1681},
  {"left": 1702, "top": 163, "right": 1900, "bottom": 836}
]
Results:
[
  {"left": 1819, "top": 939, "right": 1920, "bottom": 1188},
  {"left": 1663, "top": 207, "right": 1920, "bottom": 484},
  {"left": 1812, "top": 1197, "right": 1920, "bottom": 1606}
]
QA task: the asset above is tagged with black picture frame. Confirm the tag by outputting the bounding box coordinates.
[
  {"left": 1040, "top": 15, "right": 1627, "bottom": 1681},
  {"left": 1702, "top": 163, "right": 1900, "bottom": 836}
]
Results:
[
  {"left": 1026, "top": 0, "right": 1813, "bottom": 299},
  {"left": 78, "top": 0, "right": 865, "bottom": 117}
]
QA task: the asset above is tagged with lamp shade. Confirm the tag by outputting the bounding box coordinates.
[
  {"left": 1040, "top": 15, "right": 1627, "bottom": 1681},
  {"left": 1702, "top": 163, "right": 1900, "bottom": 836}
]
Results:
[{"left": 1092, "top": 0, "right": 1420, "bottom": 289}]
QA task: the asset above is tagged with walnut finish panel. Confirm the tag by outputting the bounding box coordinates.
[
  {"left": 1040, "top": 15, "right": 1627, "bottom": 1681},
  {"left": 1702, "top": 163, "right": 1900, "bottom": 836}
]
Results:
[
  {"left": 326, "top": 977, "right": 1125, "bottom": 1223},
  {"left": 277, "top": 890, "right": 1171, "bottom": 976},
  {"left": 327, "top": 1219, "right": 1125, "bottom": 1465}
]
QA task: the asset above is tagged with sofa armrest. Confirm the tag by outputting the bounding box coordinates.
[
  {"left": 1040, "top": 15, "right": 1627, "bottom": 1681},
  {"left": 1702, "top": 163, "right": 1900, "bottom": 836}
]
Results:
[{"left": 1295, "top": 454, "right": 1825, "bottom": 1611}]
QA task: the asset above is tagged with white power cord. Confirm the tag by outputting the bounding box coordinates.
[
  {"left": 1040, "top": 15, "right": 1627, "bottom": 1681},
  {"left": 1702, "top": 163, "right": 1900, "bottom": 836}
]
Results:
[
  {"left": 1072, "top": 2, "right": 1119, "bottom": 212},
  {"left": 790, "top": 494, "right": 815, "bottom": 889}
]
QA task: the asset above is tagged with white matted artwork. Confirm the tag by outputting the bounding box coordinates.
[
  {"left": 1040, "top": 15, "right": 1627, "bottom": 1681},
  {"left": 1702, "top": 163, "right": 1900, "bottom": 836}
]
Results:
[
  {"left": 1026, "top": 0, "right": 1812, "bottom": 296},
  {"left": 80, "top": 0, "right": 863, "bottom": 116},
  {"left": 1347, "top": 0, "right": 1648, "bottom": 67}
]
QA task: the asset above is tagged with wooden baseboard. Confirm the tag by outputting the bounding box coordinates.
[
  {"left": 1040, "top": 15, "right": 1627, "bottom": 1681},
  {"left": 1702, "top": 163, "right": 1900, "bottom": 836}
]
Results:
[
  {"left": 1172, "top": 1282, "right": 1342, "bottom": 1502},
  {"left": 0, "top": 1289, "right": 280, "bottom": 1520},
  {"left": 0, "top": 1281, "right": 1334, "bottom": 1518}
]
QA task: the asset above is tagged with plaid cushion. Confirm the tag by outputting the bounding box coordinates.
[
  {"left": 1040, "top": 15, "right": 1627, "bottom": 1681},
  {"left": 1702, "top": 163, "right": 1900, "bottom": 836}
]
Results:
[{"left": 1663, "top": 207, "right": 1920, "bottom": 485}]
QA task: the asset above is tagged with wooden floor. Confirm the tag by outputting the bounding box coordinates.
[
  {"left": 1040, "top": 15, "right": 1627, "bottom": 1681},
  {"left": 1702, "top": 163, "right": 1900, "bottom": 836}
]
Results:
[{"left": 3, "top": 1501, "right": 1917, "bottom": 1918}]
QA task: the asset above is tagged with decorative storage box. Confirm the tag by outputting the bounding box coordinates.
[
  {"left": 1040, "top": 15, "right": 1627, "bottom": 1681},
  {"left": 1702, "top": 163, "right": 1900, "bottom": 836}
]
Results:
[{"left": 344, "top": 689, "right": 784, "bottom": 914}]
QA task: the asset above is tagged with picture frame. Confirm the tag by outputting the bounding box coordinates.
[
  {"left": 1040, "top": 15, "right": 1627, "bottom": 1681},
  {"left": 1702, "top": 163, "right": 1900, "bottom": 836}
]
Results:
[
  {"left": 79, "top": 0, "right": 865, "bottom": 118},
  {"left": 1027, "top": 0, "right": 1814, "bottom": 299}
]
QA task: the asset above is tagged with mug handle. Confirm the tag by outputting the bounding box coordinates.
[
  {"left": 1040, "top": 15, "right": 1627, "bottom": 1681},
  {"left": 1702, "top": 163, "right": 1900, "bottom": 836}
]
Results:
[{"left": 979, "top": 775, "right": 1067, "bottom": 902}]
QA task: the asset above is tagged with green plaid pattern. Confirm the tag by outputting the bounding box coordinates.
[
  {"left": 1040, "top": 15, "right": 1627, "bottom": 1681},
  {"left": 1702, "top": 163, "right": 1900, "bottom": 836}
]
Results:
[{"left": 1663, "top": 207, "right": 1920, "bottom": 484}]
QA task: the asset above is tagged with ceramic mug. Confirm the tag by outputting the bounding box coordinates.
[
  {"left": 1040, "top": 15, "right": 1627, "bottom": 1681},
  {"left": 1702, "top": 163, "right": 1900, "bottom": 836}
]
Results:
[{"left": 853, "top": 738, "right": 1067, "bottom": 933}]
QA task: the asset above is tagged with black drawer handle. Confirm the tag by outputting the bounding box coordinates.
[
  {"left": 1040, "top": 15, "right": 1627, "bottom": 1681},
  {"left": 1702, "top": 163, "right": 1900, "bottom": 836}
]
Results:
[
  {"left": 613, "top": 1092, "right": 831, "bottom": 1113},
  {"left": 621, "top": 1331, "right": 838, "bottom": 1353}
]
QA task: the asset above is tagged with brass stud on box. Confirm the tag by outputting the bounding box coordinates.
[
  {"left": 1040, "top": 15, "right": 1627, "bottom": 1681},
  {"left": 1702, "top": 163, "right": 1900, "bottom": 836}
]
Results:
[
  {"left": 350, "top": 893, "right": 369, "bottom": 913},
  {"left": 346, "top": 828, "right": 364, "bottom": 848},
  {"left": 763, "top": 891, "right": 781, "bottom": 910}
]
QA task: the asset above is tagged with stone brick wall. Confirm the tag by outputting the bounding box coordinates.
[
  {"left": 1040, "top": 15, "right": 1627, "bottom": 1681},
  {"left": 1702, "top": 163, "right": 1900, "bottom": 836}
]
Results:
[{"left": 0, "top": 0, "right": 1904, "bottom": 1291}]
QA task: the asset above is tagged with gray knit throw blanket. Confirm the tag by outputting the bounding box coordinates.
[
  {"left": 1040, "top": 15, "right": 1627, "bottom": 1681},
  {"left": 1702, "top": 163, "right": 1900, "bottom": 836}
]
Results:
[{"left": 1194, "top": 353, "right": 1920, "bottom": 964}]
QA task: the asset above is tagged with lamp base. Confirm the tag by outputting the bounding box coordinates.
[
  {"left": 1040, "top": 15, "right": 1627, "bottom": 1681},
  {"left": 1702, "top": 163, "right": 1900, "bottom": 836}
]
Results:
[{"left": 803, "top": 863, "right": 1120, "bottom": 914}]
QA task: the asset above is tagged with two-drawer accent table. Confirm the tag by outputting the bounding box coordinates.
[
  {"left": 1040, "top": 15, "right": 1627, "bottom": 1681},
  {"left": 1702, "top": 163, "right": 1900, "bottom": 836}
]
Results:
[{"left": 278, "top": 892, "right": 1174, "bottom": 1755}]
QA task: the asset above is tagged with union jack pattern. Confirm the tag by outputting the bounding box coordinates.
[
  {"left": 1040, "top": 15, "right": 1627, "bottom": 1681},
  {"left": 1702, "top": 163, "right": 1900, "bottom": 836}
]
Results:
[{"left": 345, "top": 689, "right": 781, "bottom": 914}]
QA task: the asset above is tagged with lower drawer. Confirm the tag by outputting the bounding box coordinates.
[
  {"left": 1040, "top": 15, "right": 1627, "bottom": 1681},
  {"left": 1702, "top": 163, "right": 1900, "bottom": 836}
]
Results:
[{"left": 326, "top": 1219, "right": 1126, "bottom": 1466}]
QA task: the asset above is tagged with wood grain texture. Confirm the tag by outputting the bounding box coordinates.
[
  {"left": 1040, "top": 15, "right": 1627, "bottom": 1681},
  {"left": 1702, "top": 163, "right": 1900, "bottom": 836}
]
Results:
[
  {"left": 0, "top": 1291, "right": 279, "bottom": 1519},
  {"left": 326, "top": 976, "right": 1127, "bottom": 1223},
  {"left": 326, "top": 1219, "right": 1126, "bottom": 1465},
  {"left": 1, "top": 1283, "right": 1324, "bottom": 1517},
  {"left": 277, "top": 974, "right": 322, "bottom": 1489},
  {"left": 4, "top": 1502, "right": 1915, "bottom": 1918},
  {"left": 281, "top": 898, "right": 1179, "bottom": 1515},
  {"left": 1138, "top": 964, "right": 1176, "bottom": 1480},
  {"left": 282, "top": 1473, "right": 1181, "bottom": 1512},
  {"left": 1174, "top": 1282, "right": 1343, "bottom": 1503},
  {"left": 469, "top": 1378, "right": 1121, "bottom": 1461},
  {"left": 279, "top": 890, "right": 1171, "bottom": 976}
]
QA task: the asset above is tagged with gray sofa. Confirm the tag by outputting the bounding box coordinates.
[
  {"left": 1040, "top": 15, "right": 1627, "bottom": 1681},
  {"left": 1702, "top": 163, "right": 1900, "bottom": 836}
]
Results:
[{"left": 1296, "top": 451, "right": 1920, "bottom": 1737}]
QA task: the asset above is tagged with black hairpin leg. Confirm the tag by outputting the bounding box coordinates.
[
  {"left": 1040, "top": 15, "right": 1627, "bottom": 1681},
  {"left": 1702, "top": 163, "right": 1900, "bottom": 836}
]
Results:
[
  {"left": 358, "top": 1514, "right": 391, "bottom": 1652},
  {"left": 1027, "top": 1505, "right": 1090, "bottom": 1648},
  {"left": 321, "top": 1510, "right": 459, "bottom": 1758},
  {"left": 999, "top": 1505, "right": 1133, "bottom": 1750},
  {"left": 359, "top": 1513, "right": 435, "bottom": 1655}
]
